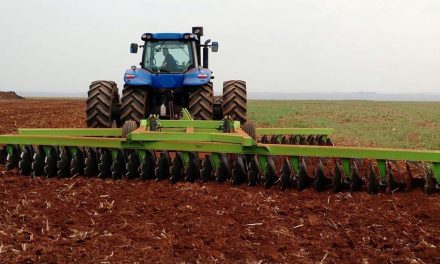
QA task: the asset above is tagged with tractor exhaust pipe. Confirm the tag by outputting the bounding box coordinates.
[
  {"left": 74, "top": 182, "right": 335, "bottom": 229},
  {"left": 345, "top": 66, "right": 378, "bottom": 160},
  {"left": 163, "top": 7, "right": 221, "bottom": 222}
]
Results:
[{"left": 202, "top": 39, "right": 211, "bottom": 68}]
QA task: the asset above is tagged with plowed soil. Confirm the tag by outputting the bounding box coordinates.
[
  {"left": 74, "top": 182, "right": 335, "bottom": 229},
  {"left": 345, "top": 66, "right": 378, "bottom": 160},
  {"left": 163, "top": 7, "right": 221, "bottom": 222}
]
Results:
[{"left": 1, "top": 99, "right": 440, "bottom": 263}]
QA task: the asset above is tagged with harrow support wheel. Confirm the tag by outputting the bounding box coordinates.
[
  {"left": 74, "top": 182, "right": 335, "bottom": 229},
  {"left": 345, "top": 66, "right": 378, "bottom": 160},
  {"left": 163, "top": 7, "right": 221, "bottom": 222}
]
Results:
[
  {"left": 222, "top": 80, "right": 247, "bottom": 123},
  {"left": 121, "top": 85, "right": 148, "bottom": 125},
  {"left": 86, "top": 80, "right": 120, "bottom": 128},
  {"left": 188, "top": 82, "right": 214, "bottom": 120}
]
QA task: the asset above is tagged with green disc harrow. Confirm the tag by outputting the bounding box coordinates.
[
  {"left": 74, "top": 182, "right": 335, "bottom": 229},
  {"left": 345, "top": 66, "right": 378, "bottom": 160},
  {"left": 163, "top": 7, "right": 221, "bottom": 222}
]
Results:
[{"left": 0, "top": 109, "right": 439, "bottom": 194}]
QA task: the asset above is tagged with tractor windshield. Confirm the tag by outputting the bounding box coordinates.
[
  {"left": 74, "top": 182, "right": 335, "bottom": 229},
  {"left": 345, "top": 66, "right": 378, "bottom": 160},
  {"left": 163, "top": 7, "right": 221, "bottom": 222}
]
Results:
[{"left": 143, "top": 40, "right": 195, "bottom": 73}]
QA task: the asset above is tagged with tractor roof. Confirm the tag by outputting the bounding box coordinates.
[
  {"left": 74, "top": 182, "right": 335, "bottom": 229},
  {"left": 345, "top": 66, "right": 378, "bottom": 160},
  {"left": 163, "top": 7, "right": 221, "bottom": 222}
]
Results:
[{"left": 144, "top": 33, "right": 192, "bottom": 40}]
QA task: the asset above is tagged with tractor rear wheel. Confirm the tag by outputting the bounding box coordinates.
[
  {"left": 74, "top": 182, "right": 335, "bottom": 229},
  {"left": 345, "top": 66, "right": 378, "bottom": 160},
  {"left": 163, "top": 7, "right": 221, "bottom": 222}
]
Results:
[
  {"left": 188, "top": 82, "right": 213, "bottom": 120},
  {"left": 222, "top": 80, "right": 247, "bottom": 123},
  {"left": 121, "top": 86, "right": 148, "bottom": 124},
  {"left": 86, "top": 80, "right": 120, "bottom": 128}
]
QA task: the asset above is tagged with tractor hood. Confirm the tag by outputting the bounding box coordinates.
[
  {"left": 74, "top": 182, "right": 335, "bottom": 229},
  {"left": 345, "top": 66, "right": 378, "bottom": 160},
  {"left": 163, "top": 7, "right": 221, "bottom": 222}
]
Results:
[{"left": 123, "top": 67, "right": 211, "bottom": 88}]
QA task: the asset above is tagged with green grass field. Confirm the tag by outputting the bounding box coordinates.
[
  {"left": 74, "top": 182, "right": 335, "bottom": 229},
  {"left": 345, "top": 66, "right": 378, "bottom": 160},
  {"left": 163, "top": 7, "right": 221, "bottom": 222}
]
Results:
[{"left": 248, "top": 100, "right": 440, "bottom": 150}]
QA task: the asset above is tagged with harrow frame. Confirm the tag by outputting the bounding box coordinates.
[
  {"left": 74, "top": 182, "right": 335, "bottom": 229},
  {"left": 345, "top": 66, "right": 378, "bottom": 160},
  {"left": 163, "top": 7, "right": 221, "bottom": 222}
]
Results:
[{"left": 1, "top": 112, "right": 440, "bottom": 190}]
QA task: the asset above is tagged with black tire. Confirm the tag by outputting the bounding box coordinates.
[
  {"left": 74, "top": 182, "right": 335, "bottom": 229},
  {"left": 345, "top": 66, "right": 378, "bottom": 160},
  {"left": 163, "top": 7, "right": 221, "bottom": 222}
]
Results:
[
  {"left": 121, "top": 86, "right": 148, "bottom": 124},
  {"left": 122, "top": 120, "right": 138, "bottom": 138},
  {"left": 86, "top": 80, "right": 120, "bottom": 128},
  {"left": 213, "top": 96, "right": 223, "bottom": 120},
  {"left": 242, "top": 122, "right": 256, "bottom": 140},
  {"left": 222, "top": 80, "right": 247, "bottom": 123},
  {"left": 188, "top": 82, "right": 213, "bottom": 120}
]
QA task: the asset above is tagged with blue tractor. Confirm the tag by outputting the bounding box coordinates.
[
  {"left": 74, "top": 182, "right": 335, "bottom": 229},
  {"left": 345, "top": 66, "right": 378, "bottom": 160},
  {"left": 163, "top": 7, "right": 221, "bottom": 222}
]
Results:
[{"left": 86, "top": 27, "right": 247, "bottom": 128}]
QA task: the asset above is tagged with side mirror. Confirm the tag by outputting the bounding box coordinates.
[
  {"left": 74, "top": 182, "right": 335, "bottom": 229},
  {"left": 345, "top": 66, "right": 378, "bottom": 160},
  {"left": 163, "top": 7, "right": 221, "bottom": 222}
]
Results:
[
  {"left": 211, "top": 42, "right": 219, "bottom": 52},
  {"left": 130, "top": 43, "right": 138, "bottom": 54}
]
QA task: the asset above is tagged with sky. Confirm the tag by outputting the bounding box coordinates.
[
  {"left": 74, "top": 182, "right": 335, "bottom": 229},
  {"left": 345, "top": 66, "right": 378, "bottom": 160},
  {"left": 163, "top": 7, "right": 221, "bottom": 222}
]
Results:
[{"left": 0, "top": 0, "right": 439, "bottom": 95}]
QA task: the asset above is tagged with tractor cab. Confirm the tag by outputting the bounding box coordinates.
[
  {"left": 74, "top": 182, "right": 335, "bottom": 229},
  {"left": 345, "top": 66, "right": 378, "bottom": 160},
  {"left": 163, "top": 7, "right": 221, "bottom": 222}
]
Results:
[
  {"left": 143, "top": 38, "right": 196, "bottom": 73},
  {"left": 126, "top": 27, "right": 219, "bottom": 89}
]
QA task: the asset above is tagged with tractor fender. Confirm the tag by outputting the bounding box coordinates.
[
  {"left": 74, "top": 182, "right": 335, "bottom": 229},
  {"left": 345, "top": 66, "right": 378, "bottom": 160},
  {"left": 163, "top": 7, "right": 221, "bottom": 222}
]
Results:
[
  {"left": 183, "top": 68, "right": 211, "bottom": 86},
  {"left": 123, "top": 68, "right": 152, "bottom": 86}
]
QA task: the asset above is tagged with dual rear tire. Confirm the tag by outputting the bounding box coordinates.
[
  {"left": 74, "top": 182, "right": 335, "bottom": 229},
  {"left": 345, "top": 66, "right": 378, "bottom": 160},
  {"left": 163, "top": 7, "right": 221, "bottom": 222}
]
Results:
[{"left": 86, "top": 79, "right": 247, "bottom": 127}]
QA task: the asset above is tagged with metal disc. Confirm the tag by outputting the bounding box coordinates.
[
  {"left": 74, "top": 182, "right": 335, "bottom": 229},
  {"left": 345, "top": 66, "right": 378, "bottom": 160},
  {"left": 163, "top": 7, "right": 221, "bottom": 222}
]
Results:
[
  {"left": 70, "top": 148, "right": 84, "bottom": 177},
  {"left": 332, "top": 162, "right": 343, "bottom": 193},
  {"left": 84, "top": 148, "right": 98, "bottom": 177},
  {"left": 367, "top": 164, "right": 379, "bottom": 194},
  {"left": 200, "top": 154, "right": 213, "bottom": 183},
  {"left": 314, "top": 159, "right": 329, "bottom": 192},
  {"left": 18, "top": 145, "right": 33, "bottom": 176},
  {"left": 170, "top": 152, "right": 184, "bottom": 183},
  {"left": 44, "top": 147, "right": 59, "bottom": 178},
  {"left": 126, "top": 151, "right": 140, "bottom": 180},
  {"left": 140, "top": 150, "right": 156, "bottom": 180},
  {"left": 349, "top": 160, "right": 363, "bottom": 192},
  {"left": 297, "top": 158, "right": 311, "bottom": 191},
  {"left": 264, "top": 156, "right": 277, "bottom": 188},
  {"left": 32, "top": 146, "right": 46, "bottom": 176},
  {"left": 280, "top": 157, "right": 293, "bottom": 190},
  {"left": 385, "top": 162, "right": 405, "bottom": 194},
  {"left": 111, "top": 150, "right": 125, "bottom": 180},
  {"left": 216, "top": 154, "right": 231, "bottom": 183},
  {"left": 6, "top": 145, "right": 19, "bottom": 170},
  {"left": 57, "top": 147, "right": 72, "bottom": 177},
  {"left": 231, "top": 155, "right": 247, "bottom": 185},
  {"left": 155, "top": 151, "right": 170, "bottom": 180},
  {"left": 185, "top": 152, "right": 200, "bottom": 182},
  {"left": 0, "top": 145, "right": 7, "bottom": 164},
  {"left": 98, "top": 149, "right": 112, "bottom": 179},
  {"left": 248, "top": 155, "right": 260, "bottom": 186}
]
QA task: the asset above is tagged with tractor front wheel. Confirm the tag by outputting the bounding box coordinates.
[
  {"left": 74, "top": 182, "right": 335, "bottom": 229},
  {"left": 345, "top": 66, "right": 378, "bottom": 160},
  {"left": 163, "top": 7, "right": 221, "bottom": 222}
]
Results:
[{"left": 86, "top": 80, "right": 120, "bottom": 128}]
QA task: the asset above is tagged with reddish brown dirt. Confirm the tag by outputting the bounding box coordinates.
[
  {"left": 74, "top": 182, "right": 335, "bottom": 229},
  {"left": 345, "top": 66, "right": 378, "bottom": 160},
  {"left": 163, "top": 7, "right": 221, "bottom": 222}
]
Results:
[
  {"left": 0, "top": 91, "right": 24, "bottom": 100},
  {"left": 1, "top": 99, "right": 440, "bottom": 263}
]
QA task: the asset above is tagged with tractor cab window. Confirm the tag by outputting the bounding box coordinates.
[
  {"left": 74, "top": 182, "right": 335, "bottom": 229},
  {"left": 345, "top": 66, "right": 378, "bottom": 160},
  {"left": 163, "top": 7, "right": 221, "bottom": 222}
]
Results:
[{"left": 143, "top": 40, "right": 195, "bottom": 73}]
